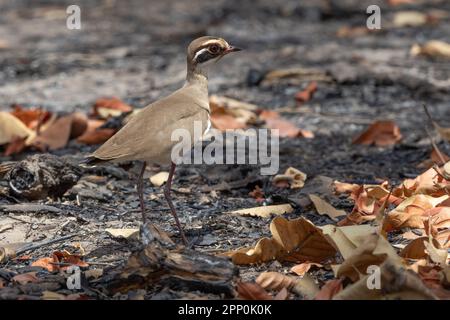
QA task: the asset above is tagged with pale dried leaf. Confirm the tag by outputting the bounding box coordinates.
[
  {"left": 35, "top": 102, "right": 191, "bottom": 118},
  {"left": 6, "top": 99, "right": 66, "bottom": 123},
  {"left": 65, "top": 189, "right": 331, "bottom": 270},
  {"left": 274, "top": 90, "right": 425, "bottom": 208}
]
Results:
[
  {"left": 229, "top": 204, "right": 293, "bottom": 218},
  {"left": 309, "top": 194, "right": 346, "bottom": 220},
  {"left": 150, "top": 171, "right": 169, "bottom": 187}
]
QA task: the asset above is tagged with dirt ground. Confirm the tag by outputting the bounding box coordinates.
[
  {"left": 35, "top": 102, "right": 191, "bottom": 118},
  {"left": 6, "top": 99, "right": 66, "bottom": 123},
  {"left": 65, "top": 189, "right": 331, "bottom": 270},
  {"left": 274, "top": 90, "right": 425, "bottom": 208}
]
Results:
[{"left": 0, "top": 0, "right": 450, "bottom": 299}]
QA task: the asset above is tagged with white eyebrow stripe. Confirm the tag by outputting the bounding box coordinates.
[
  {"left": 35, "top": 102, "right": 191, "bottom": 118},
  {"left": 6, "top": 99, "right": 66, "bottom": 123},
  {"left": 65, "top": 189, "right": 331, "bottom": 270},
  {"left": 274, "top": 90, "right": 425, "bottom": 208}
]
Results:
[
  {"left": 193, "top": 48, "right": 209, "bottom": 61},
  {"left": 202, "top": 40, "right": 221, "bottom": 46}
]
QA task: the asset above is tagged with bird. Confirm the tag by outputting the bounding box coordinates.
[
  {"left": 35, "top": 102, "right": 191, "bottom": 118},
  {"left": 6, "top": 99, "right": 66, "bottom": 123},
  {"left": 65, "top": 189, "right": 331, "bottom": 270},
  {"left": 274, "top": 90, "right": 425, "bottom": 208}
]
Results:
[{"left": 83, "top": 36, "right": 241, "bottom": 245}]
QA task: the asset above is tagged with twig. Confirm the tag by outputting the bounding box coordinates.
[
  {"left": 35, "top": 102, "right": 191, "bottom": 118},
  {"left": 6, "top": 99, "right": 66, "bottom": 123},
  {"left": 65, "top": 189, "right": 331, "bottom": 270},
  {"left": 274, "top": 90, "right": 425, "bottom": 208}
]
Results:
[
  {"left": 15, "top": 234, "right": 77, "bottom": 255},
  {"left": 423, "top": 104, "right": 441, "bottom": 133},
  {"left": 425, "top": 126, "right": 447, "bottom": 165}
]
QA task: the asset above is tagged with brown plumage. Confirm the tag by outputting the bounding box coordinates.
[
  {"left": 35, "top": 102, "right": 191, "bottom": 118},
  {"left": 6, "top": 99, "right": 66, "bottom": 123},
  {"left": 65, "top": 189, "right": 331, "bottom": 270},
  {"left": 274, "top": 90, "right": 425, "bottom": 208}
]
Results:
[{"left": 84, "top": 36, "right": 241, "bottom": 245}]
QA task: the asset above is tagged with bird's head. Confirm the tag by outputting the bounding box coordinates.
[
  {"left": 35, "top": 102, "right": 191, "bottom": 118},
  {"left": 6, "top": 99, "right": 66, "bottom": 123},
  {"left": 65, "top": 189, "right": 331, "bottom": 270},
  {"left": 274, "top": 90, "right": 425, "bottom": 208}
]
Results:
[{"left": 187, "top": 36, "right": 241, "bottom": 78}]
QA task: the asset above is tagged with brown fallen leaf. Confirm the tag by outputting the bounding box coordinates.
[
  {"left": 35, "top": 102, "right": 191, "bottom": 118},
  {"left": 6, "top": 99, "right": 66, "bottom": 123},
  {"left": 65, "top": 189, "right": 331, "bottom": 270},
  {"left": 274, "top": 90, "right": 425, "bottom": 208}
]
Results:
[
  {"left": 314, "top": 279, "right": 343, "bottom": 300},
  {"left": 273, "top": 167, "right": 307, "bottom": 189},
  {"left": 93, "top": 97, "right": 133, "bottom": 119},
  {"left": 353, "top": 121, "right": 402, "bottom": 146},
  {"left": 209, "top": 95, "right": 258, "bottom": 131},
  {"left": 334, "top": 233, "right": 401, "bottom": 282},
  {"left": 10, "top": 105, "right": 51, "bottom": 130},
  {"left": 76, "top": 119, "right": 116, "bottom": 145},
  {"left": 309, "top": 194, "right": 346, "bottom": 221},
  {"left": 70, "top": 112, "right": 88, "bottom": 139},
  {"left": 0, "top": 112, "right": 34, "bottom": 145},
  {"left": 295, "top": 81, "right": 317, "bottom": 104},
  {"left": 259, "top": 110, "right": 314, "bottom": 138},
  {"left": 336, "top": 26, "right": 370, "bottom": 38},
  {"left": 382, "top": 195, "right": 449, "bottom": 232},
  {"left": 333, "top": 258, "right": 438, "bottom": 300},
  {"left": 290, "top": 261, "right": 323, "bottom": 276},
  {"left": 400, "top": 237, "right": 442, "bottom": 260},
  {"left": 333, "top": 181, "right": 360, "bottom": 195},
  {"left": 236, "top": 281, "right": 272, "bottom": 300},
  {"left": 228, "top": 216, "right": 336, "bottom": 265},
  {"left": 321, "top": 224, "right": 378, "bottom": 260},
  {"left": 411, "top": 40, "right": 450, "bottom": 59},
  {"left": 30, "top": 114, "right": 73, "bottom": 150},
  {"left": 4, "top": 136, "right": 27, "bottom": 156},
  {"left": 32, "top": 250, "right": 88, "bottom": 272},
  {"left": 12, "top": 272, "right": 39, "bottom": 285},
  {"left": 32, "top": 256, "right": 59, "bottom": 272},
  {"left": 256, "top": 272, "right": 296, "bottom": 292},
  {"left": 388, "top": 0, "right": 417, "bottom": 5},
  {"left": 249, "top": 185, "right": 265, "bottom": 203},
  {"left": 228, "top": 204, "right": 293, "bottom": 218}
]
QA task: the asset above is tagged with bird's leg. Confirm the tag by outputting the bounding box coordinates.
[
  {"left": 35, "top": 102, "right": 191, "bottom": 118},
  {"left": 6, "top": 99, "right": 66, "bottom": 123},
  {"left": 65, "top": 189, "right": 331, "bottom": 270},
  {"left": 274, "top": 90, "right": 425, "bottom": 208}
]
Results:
[
  {"left": 164, "top": 162, "right": 188, "bottom": 245},
  {"left": 137, "top": 161, "right": 147, "bottom": 224}
]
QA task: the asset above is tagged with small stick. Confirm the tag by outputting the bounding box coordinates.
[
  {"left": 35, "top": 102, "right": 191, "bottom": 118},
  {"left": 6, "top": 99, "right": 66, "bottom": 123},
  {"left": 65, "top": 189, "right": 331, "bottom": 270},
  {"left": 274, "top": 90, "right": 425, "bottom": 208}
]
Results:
[
  {"left": 423, "top": 104, "right": 441, "bottom": 133},
  {"left": 15, "top": 234, "right": 77, "bottom": 256},
  {"left": 425, "top": 127, "right": 447, "bottom": 165}
]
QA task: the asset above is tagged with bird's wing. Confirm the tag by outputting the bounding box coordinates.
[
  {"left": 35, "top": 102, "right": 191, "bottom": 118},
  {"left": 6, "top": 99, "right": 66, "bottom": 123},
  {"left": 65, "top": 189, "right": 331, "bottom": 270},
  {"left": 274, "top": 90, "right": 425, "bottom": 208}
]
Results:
[{"left": 92, "top": 87, "right": 208, "bottom": 162}]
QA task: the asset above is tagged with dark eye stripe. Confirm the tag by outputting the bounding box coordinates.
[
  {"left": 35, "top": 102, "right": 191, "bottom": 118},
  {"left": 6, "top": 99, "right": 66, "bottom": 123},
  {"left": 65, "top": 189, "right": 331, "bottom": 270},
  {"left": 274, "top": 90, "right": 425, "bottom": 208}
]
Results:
[{"left": 196, "top": 50, "right": 215, "bottom": 63}]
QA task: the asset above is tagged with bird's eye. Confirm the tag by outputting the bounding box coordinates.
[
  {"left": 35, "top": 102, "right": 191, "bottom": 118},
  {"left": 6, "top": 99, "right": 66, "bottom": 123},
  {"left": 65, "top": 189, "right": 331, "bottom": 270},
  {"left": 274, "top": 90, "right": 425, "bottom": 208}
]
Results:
[{"left": 209, "top": 44, "right": 220, "bottom": 54}]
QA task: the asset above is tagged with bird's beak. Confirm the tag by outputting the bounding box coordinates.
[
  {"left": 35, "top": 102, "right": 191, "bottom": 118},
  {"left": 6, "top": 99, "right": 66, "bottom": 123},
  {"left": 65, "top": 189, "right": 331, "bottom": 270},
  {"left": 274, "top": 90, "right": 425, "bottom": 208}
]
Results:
[{"left": 224, "top": 46, "right": 242, "bottom": 54}]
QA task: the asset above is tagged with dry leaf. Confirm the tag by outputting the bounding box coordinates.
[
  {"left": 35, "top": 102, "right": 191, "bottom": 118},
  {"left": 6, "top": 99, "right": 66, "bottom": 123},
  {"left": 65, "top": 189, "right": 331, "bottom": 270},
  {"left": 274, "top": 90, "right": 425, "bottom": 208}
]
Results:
[
  {"left": 333, "top": 258, "right": 438, "bottom": 300},
  {"left": 321, "top": 224, "right": 377, "bottom": 259},
  {"left": 411, "top": 40, "right": 450, "bottom": 59},
  {"left": 424, "top": 240, "right": 448, "bottom": 266},
  {"left": 335, "top": 233, "right": 401, "bottom": 282},
  {"left": 333, "top": 181, "right": 360, "bottom": 194},
  {"left": 76, "top": 119, "right": 116, "bottom": 145},
  {"left": 309, "top": 194, "right": 346, "bottom": 220},
  {"left": 295, "top": 81, "right": 317, "bottom": 103},
  {"left": 106, "top": 228, "right": 139, "bottom": 239},
  {"left": 336, "top": 26, "right": 370, "bottom": 38},
  {"left": 209, "top": 95, "right": 258, "bottom": 131},
  {"left": 4, "top": 137, "right": 27, "bottom": 156},
  {"left": 290, "top": 262, "right": 323, "bottom": 276},
  {"left": 393, "top": 11, "right": 427, "bottom": 27},
  {"left": 273, "top": 167, "right": 307, "bottom": 189},
  {"left": 249, "top": 185, "right": 265, "bottom": 203},
  {"left": 401, "top": 237, "right": 432, "bottom": 259},
  {"left": 150, "top": 171, "right": 169, "bottom": 187},
  {"left": 32, "top": 250, "right": 88, "bottom": 272},
  {"left": 236, "top": 281, "right": 272, "bottom": 300},
  {"left": 70, "top": 112, "right": 88, "bottom": 139},
  {"left": 12, "top": 272, "right": 38, "bottom": 285},
  {"left": 10, "top": 105, "right": 51, "bottom": 129},
  {"left": 229, "top": 216, "right": 336, "bottom": 265},
  {"left": 259, "top": 110, "right": 314, "bottom": 138},
  {"left": 229, "top": 204, "right": 293, "bottom": 218},
  {"left": 209, "top": 95, "right": 258, "bottom": 111},
  {"left": 32, "top": 256, "right": 59, "bottom": 272},
  {"left": 383, "top": 194, "right": 449, "bottom": 232},
  {"left": 352, "top": 121, "right": 402, "bottom": 146},
  {"left": 30, "top": 114, "right": 73, "bottom": 150},
  {"left": 388, "top": 0, "right": 417, "bottom": 5},
  {"left": 256, "top": 271, "right": 297, "bottom": 291},
  {"left": 0, "top": 112, "right": 34, "bottom": 145},
  {"left": 93, "top": 97, "right": 133, "bottom": 119}
]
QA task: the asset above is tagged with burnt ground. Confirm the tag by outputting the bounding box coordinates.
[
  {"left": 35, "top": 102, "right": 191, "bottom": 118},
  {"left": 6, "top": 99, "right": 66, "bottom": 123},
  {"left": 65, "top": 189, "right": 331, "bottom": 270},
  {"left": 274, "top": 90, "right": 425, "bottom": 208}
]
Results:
[{"left": 0, "top": 0, "right": 450, "bottom": 299}]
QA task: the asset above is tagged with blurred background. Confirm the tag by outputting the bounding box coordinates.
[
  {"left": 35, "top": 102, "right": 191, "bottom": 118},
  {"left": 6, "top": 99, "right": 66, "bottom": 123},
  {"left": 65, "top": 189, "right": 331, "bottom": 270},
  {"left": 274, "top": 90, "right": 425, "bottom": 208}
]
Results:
[{"left": 0, "top": 0, "right": 449, "bottom": 178}]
